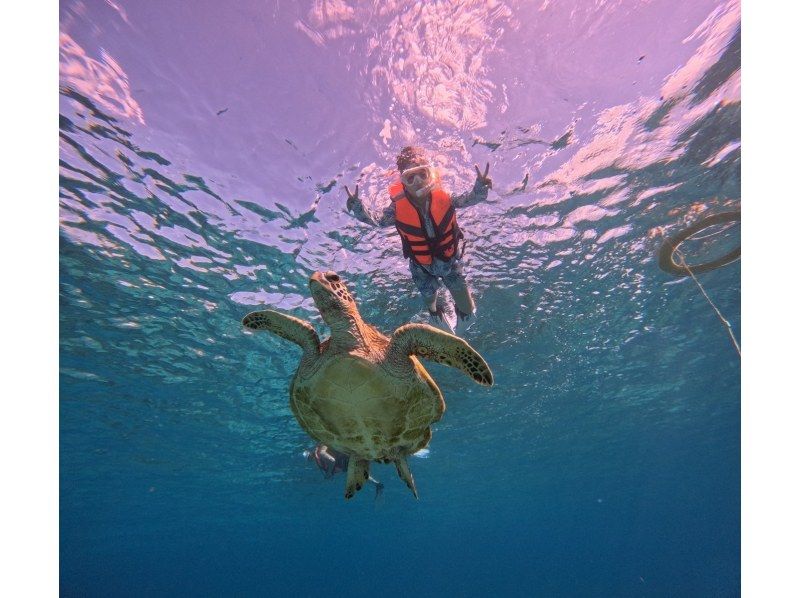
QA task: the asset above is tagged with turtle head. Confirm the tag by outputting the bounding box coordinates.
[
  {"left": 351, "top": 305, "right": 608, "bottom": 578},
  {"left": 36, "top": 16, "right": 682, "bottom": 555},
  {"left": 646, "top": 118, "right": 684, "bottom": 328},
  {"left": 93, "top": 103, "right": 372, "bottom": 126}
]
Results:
[{"left": 309, "top": 271, "right": 360, "bottom": 327}]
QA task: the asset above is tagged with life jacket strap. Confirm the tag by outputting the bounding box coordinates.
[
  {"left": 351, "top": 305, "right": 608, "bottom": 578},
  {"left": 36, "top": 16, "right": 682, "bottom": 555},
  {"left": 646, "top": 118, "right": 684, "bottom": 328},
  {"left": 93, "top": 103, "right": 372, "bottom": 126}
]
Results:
[
  {"left": 439, "top": 205, "right": 456, "bottom": 231},
  {"left": 395, "top": 220, "right": 426, "bottom": 237}
]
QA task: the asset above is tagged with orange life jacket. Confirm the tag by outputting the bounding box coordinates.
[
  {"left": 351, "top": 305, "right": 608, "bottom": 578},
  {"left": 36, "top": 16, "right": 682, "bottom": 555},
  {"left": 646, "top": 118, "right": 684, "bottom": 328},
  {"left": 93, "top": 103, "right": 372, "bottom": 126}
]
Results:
[{"left": 389, "top": 180, "right": 462, "bottom": 265}]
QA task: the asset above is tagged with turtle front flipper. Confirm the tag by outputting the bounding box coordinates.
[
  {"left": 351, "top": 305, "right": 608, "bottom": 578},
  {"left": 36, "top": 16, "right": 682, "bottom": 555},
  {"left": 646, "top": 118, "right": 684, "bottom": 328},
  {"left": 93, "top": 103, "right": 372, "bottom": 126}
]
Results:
[
  {"left": 387, "top": 323, "right": 493, "bottom": 386},
  {"left": 394, "top": 457, "right": 418, "bottom": 499},
  {"left": 242, "top": 310, "right": 320, "bottom": 355},
  {"left": 344, "top": 457, "right": 370, "bottom": 500}
]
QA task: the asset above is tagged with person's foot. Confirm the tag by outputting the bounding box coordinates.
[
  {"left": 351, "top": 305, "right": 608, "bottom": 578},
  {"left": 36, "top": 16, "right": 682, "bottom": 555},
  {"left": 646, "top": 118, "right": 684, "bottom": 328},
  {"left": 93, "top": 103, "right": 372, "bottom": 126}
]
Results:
[
  {"left": 428, "top": 306, "right": 445, "bottom": 323},
  {"left": 454, "top": 306, "right": 476, "bottom": 334},
  {"left": 428, "top": 305, "right": 455, "bottom": 333}
]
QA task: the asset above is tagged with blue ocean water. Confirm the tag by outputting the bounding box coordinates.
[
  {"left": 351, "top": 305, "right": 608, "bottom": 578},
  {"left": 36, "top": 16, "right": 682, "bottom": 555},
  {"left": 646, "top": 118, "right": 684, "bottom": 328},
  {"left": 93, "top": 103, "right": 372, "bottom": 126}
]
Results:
[{"left": 60, "top": 1, "right": 740, "bottom": 595}]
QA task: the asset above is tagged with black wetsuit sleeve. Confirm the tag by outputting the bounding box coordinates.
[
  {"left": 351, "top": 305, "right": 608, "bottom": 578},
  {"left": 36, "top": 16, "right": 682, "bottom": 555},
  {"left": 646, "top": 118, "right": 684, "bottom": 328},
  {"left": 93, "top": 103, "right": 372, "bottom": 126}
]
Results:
[
  {"left": 450, "top": 180, "right": 490, "bottom": 208},
  {"left": 374, "top": 203, "right": 396, "bottom": 227},
  {"left": 347, "top": 197, "right": 396, "bottom": 228}
]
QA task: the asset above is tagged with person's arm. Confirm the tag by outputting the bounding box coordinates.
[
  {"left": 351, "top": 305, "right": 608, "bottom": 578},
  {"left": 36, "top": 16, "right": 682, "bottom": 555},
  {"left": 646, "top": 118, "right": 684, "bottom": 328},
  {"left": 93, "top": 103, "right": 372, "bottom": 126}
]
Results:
[
  {"left": 372, "top": 203, "right": 396, "bottom": 227},
  {"left": 450, "top": 163, "right": 493, "bottom": 208},
  {"left": 344, "top": 185, "right": 396, "bottom": 228}
]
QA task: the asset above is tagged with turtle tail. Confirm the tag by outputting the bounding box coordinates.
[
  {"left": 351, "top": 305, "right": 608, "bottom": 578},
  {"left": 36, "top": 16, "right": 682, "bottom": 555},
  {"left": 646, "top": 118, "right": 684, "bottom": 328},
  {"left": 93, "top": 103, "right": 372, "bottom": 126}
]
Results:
[{"left": 394, "top": 457, "right": 418, "bottom": 499}]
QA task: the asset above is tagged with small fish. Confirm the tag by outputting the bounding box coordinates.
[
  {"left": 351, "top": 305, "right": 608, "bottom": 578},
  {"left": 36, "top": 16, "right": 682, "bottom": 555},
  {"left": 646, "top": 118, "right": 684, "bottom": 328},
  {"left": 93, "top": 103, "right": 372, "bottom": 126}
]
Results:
[
  {"left": 505, "top": 172, "right": 529, "bottom": 196},
  {"left": 216, "top": 108, "right": 229, "bottom": 116},
  {"left": 472, "top": 138, "right": 501, "bottom": 151}
]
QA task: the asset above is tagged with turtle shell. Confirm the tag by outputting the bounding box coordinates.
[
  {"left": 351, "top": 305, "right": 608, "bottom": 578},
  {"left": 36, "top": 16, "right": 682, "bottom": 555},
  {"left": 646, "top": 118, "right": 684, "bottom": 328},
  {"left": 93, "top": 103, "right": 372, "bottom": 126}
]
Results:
[{"left": 289, "top": 347, "right": 444, "bottom": 461}]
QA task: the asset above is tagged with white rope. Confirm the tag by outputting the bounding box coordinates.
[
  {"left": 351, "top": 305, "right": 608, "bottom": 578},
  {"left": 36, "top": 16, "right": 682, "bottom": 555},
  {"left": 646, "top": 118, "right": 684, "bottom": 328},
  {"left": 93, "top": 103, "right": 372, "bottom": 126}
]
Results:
[
  {"left": 683, "top": 221, "right": 737, "bottom": 242},
  {"left": 676, "top": 249, "right": 741, "bottom": 357}
]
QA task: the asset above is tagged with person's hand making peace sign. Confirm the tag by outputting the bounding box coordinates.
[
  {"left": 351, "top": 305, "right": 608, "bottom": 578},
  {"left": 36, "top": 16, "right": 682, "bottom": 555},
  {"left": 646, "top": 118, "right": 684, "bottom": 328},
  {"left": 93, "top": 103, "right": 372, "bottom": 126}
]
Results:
[
  {"left": 344, "top": 184, "right": 359, "bottom": 212},
  {"left": 474, "top": 163, "right": 492, "bottom": 190}
]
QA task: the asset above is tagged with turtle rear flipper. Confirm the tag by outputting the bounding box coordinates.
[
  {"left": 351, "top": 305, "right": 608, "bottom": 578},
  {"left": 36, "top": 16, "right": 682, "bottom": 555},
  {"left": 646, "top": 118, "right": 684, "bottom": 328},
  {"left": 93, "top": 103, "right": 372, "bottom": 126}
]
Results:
[
  {"left": 394, "top": 457, "right": 418, "bottom": 499},
  {"left": 242, "top": 310, "right": 320, "bottom": 355},
  {"left": 344, "top": 457, "right": 370, "bottom": 500},
  {"left": 387, "top": 323, "right": 493, "bottom": 386}
]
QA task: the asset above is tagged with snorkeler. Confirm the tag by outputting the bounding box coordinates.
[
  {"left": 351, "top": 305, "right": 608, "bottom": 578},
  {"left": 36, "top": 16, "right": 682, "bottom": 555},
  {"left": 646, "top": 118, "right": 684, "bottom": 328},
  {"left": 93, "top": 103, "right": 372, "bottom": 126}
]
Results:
[
  {"left": 304, "top": 444, "right": 384, "bottom": 498},
  {"left": 344, "top": 146, "right": 492, "bottom": 334}
]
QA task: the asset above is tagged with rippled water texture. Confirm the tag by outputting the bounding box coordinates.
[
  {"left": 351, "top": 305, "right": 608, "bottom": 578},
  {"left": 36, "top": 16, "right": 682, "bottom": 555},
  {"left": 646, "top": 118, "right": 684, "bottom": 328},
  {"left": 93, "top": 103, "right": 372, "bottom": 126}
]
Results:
[{"left": 60, "top": 1, "right": 741, "bottom": 595}]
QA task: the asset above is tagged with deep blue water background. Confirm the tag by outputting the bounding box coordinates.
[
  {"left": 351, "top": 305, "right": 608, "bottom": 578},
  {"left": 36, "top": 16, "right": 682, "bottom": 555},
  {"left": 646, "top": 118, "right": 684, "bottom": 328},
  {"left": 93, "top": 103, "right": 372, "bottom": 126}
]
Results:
[{"left": 60, "top": 1, "right": 740, "bottom": 595}]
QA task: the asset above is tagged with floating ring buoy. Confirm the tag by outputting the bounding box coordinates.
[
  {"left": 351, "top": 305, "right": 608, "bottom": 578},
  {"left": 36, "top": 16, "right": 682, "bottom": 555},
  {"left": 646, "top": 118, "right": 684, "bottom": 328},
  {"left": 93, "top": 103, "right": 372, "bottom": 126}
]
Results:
[{"left": 658, "top": 210, "right": 741, "bottom": 276}]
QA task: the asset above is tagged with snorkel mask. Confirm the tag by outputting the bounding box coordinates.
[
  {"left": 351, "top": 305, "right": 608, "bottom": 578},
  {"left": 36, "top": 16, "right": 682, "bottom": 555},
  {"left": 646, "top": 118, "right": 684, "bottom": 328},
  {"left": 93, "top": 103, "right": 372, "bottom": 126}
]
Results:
[{"left": 400, "top": 163, "right": 437, "bottom": 198}]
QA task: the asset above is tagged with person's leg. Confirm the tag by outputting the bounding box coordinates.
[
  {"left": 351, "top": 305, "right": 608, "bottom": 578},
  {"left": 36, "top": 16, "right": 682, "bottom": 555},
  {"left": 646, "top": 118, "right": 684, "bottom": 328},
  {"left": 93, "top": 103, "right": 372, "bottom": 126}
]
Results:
[
  {"left": 409, "top": 260, "right": 441, "bottom": 312},
  {"left": 442, "top": 259, "right": 475, "bottom": 318}
]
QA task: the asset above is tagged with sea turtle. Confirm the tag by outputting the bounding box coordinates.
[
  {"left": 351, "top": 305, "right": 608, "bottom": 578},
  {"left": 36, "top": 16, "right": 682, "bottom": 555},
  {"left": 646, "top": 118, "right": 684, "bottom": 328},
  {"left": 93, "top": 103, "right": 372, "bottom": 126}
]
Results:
[{"left": 242, "top": 270, "right": 493, "bottom": 499}]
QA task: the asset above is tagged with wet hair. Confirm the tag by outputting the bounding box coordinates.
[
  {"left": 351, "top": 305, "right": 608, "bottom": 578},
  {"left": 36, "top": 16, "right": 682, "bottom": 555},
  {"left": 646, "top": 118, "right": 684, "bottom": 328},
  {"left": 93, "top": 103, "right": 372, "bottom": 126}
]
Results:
[{"left": 396, "top": 146, "right": 429, "bottom": 172}]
